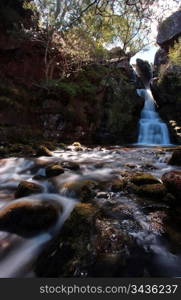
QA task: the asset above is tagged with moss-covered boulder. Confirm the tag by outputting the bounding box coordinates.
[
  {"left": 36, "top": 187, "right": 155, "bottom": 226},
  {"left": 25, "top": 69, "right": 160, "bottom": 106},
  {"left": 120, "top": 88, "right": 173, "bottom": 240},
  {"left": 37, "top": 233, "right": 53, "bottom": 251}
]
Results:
[
  {"left": 62, "top": 179, "right": 97, "bottom": 202},
  {"left": 131, "top": 183, "right": 167, "bottom": 198},
  {"left": 130, "top": 172, "right": 160, "bottom": 186},
  {"left": 15, "top": 181, "right": 43, "bottom": 198},
  {"left": 35, "top": 202, "right": 135, "bottom": 277},
  {"left": 162, "top": 170, "right": 181, "bottom": 198},
  {"left": 0, "top": 199, "right": 61, "bottom": 237},
  {"left": 111, "top": 178, "right": 125, "bottom": 192},
  {"left": 35, "top": 202, "right": 99, "bottom": 277},
  {"left": 36, "top": 145, "right": 52, "bottom": 157},
  {"left": 45, "top": 164, "right": 64, "bottom": 177}
]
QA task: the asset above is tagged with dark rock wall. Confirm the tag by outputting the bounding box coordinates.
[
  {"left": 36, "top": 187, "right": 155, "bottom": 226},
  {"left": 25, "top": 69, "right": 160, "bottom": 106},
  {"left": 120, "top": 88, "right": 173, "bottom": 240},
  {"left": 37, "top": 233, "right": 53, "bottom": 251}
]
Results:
[{"left": 153, "top": 10, "right": 181, "bottom": 144}]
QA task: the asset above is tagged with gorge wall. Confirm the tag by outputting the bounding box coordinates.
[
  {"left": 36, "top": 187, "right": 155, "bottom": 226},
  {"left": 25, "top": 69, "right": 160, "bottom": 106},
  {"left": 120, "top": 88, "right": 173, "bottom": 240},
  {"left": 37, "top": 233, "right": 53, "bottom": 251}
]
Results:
[{"left": 153, "top": 10, "right": 181, "bottom": 144}]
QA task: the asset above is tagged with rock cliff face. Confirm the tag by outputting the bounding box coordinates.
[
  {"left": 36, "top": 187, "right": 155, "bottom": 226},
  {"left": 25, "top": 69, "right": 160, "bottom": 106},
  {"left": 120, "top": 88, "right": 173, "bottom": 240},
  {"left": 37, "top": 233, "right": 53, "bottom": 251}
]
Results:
[
  {"left": 0, "top": 55, "right": 143, "bottom": 145},
  {"left": 157, "top": 10, "right": 181, "bottom": 49},
  {"left": 153, "top": 10, "right": 181, "bottom": 144},
  {"left": 0, "top": 1, "right": 143, "bottom": 146}
]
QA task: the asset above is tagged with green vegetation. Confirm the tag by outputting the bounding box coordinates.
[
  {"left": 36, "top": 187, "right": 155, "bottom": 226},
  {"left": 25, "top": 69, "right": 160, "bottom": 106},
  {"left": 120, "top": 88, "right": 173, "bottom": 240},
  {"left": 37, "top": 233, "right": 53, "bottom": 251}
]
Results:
[{"left": 168, "top": 38, "right": 181, "bottom": 66}]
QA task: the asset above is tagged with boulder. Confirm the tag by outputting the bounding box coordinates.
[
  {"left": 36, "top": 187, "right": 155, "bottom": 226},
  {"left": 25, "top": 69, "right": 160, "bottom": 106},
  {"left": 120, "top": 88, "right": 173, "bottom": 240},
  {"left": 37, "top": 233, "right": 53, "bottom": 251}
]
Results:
[
  {"left": 168, "top": 149, "right": 181, "bottom": 165},
  {"left": 111, "top": 178, "right": 125, "bottom": 192},
  {"left": 131, "top": 183, "right": 167, "bottom": 198},
  {"left": 45, "top": 164, "right": 64, "bottom": 177},
  {"left": 36, "top": 145, "right": 52, "bottom": 157},
  {"left": 15, "top": 181, "right": 43, "bottom": 198},
  {"left": 162, "top": 170, "right": 181, "bottom": 198},
  {"left": 0, "top": 199, "right": 61, "bottom": 237},
  {"left": 157, "top": 10, "right": 181, "bottom": 48},
  {"left": 130, "top": 173, "right": 160, "bottom": 186},
  {"left": 62, "top": 179, "right": 97, "bottom": 202},
  {"left": 35, "top": 202, "right": 99, "bottom": 277}
]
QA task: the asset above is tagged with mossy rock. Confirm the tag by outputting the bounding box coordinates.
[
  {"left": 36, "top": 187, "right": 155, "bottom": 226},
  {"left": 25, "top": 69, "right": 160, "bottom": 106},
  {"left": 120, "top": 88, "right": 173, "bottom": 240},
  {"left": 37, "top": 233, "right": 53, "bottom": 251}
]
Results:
[
  {"left": 15, "top": 181, "right": 43, "bottom": 198},
  {"left": 0, "top": 199, "right": 61, "bottom": 237},
  {"left": 36, "top": 145, "right": 52, "bottom": 157},
  {"left": 130, "top": 172, "right": 160, "bottom": 186},
  {"left": 45, "top": 164, "right": 64, "bottom": 178},
  {"left": 34, "top": 202, "right": 99, "bottom": 277},
  {"left": 111, "top": 178, "right": 125, "bottom": 192},
  {"left": 168, "top": 150, "right": 181, "bottom": 166},
  {"left": 131, "top": 183, "right": 167, "bottom": 198},
  {"left": 62, "top": 179, "right": 97, "bottom": 202},
  {"left": 161, "top": 170, "right": 181, "bottom": 198}
]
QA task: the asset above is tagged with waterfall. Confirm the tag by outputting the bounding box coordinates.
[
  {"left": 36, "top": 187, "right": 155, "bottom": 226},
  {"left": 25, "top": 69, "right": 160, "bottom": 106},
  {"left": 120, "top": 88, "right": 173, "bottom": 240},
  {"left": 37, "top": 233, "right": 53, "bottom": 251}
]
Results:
[{"left": 137, "top": 88, "right": 171, "bottom": 146}]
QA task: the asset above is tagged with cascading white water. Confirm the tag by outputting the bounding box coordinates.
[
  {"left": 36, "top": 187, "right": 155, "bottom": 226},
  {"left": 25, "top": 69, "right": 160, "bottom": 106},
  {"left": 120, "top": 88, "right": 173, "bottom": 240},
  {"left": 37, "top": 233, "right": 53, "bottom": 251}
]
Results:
[{"left": 137, "top": 88, "right": 171, "bottom": 146}]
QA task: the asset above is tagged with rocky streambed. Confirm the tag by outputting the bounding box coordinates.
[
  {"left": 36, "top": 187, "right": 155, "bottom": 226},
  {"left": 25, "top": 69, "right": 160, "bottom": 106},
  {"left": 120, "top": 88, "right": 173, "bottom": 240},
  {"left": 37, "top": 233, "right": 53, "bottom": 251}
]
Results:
[{"left": 0, "top": 143, "right": 181, "bottom": 277}]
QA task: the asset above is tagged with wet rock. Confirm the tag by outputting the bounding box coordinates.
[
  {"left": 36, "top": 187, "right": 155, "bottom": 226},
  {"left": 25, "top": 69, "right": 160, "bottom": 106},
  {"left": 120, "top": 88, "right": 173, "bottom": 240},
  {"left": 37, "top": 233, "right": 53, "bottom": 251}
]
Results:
[
  {"left": 131, "top": 183, "right": 167, "bottom": 198},
  {"left": 93, "top": 218, "right": 133, "bottom": 255},
  {"left": 62, "top": 180, "right": 97, "bottom": 202},
  {"left": 61, "top": 161, "right": 80, "bottom": 171},
  {"left": 72, "top": 142, "right": 81, "bottom": 147},
  {"left": 125, "top": 163, "right": 137, "bottom": 169},
  {"left": 162, "top": 170, "right": 181, "bottom": 198},
  {"left": 45, "top": 164, "right": 64, "bottom": 178},
  {"left": 15, "top": 181, "right": 43, "bottom": 198},
  {"left": 130, "top": 172, "right": 160, "bottom": 186},
  {"left": 35, "top": 202, "right": 99, "bottom": 277},
  {"left": 35, "top": 199, "right": 138, "bottom": 277},
  {"left": 36, "top": 145, "right": 52, "bottom": 157},
  {"left": 147, "top": 211, "right": 168, "bottom": 234},
  {"left": 96, "top": 192, "right": 109, "bottom": 199},
  {"left": 111, "top": 178, "right": 125, "bottom": 192},
  {"left": 0, "top": 199, "right": 61, "bottom": 237},
  {"left": 72, "top": 142, "right": 84, "bottom": 151},
  {"left": 33, "top": 175, "right": 46, "bottom": 180},
  {"left": 168, "top": 149, "right": 181, "bottom": 165}
]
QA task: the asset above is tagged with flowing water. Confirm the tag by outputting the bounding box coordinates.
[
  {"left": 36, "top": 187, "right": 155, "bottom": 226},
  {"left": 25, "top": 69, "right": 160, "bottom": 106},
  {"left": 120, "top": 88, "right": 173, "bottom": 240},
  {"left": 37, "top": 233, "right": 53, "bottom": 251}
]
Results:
[
  {"left": 0, "top": 146, "right": 181, "bottom": 277},
  {"left": 137, "top": 88, "right": 171, "bottom": 146}
]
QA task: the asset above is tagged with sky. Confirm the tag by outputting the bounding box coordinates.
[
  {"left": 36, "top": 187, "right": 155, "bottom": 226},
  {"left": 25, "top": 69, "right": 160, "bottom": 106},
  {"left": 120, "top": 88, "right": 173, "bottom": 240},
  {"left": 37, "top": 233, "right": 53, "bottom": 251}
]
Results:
[
  {"left": 111, "top": 0, "right": 180, "bottom": 64},
  {"left": 130, "top": 45, "right": 159, "bottom": 64}
]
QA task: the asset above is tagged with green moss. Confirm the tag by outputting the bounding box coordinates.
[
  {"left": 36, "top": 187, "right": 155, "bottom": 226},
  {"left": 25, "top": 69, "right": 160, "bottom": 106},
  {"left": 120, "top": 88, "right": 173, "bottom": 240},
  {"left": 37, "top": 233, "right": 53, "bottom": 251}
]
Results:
[
  {"left": 130, "top": 173, "right": 160, "bottom": 186},
  {"left": 131, "top": 183, "right": 167, "bottom": 198}
]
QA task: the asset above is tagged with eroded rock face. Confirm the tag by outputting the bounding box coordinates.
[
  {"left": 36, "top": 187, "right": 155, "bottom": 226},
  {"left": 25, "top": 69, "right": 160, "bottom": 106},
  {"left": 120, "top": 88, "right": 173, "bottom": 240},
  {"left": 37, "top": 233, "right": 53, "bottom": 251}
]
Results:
[
  {"left": 0, "top": 199, "right": 61, "bottom": 237},
  {"left": 157, "top": 10, "right": 181, "bottom": 48},
  {"left": 154, "top": 48, "right": 168, "bottom": 75}
]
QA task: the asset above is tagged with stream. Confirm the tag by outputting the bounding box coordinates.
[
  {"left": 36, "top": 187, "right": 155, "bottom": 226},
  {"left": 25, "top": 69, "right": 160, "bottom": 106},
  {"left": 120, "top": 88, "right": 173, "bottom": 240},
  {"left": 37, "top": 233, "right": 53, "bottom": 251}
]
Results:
[{"left": 0, "top": 145, "right": 181, "bottom": 277}]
